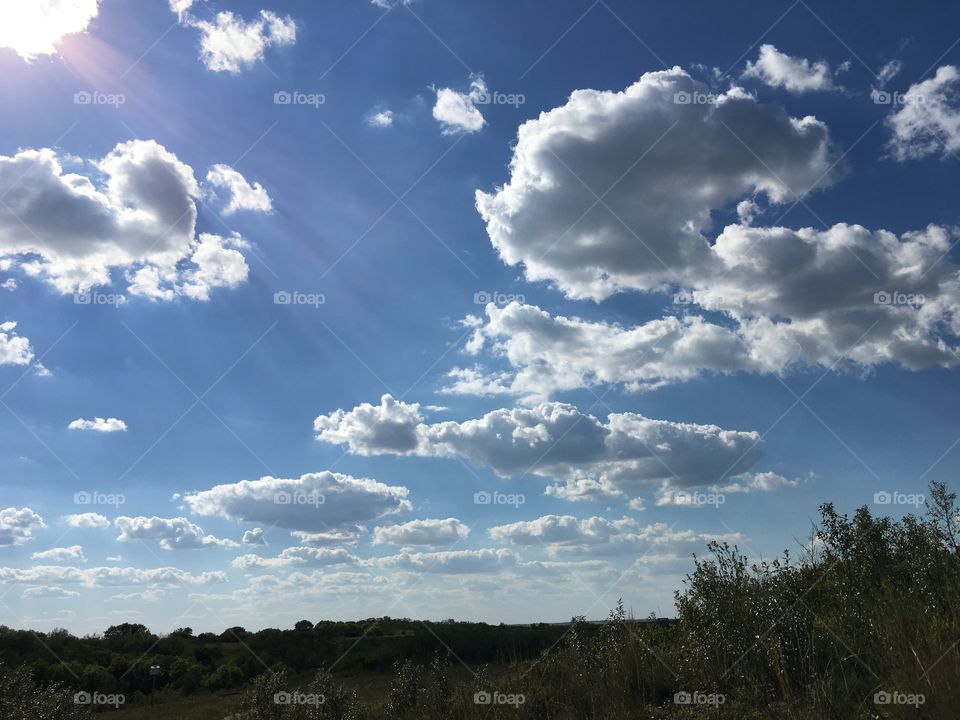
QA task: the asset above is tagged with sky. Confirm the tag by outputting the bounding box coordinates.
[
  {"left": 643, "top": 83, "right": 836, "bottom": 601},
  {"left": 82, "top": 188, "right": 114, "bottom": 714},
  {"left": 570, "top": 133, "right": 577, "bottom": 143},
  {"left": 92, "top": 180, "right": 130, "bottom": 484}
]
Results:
[{"left": 0, "top": 0, "right": 959, "bottom": 635}]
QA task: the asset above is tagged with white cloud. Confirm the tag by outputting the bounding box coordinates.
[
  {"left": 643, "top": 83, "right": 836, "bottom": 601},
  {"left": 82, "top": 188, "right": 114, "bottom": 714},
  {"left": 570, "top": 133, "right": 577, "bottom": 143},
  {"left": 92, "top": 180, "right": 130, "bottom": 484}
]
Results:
[
  {"left": 31, "top": 545, "right": 86, "bottom": 563},
  {"left": 0, "top": 0, "right": 99, "bottom": 59},
  {"left": 372, "top": 548, "right": 518, "bottom": 574},
  {"left": 433, "top": 76, "right": 488, "bottom": 134},
  {"left": 743, "top": 44, "right": 839, "bottom": 93},
  {"left": 0, "top": 140, "right": 254, "bottom": 299},
  {"left": 205, "top": 164, "right": 273, "bottom": 215},
  {"left": 1, "top": 279, "right": 17, "bottom": 291},
  {"left": 22, "top": 585, "right": 80, "bottom": 599},
  {"left": 68, "top": 417, "right": 127, "bottom": 433},
  {"left": 877, "top": 59, "right": 903, "bottom": 87},
  {"left": 109, "top": 589, "right": 164, "bottom": 602},
  {"left": 232, "top": 546, "right": 359, "bottom": 570},
  {"left": 0, "top": 508, "right": 45, "bottom": 546},
  {"left": 242, "top": 527, "right": 266, "bottom": 545},
  {"left": 454, "top": 224, "right": 960, "bottom": 395},
  {"left": 447, "top": 302, "right": 756, "bottom": 401},
  {"left": 488, "top": 515, "right": 739, "bottom": 560},
  {"left": 366, "top": 109, "right": 395, "bottom": 128},
  {"left": 178, "top": 9, "right": 296, "bottom": 74},
  {"left": 475, "top": 67, "right": 833, "bottom": 301},
  {"left": 886, "top": 65, "right": 960, "bottom": 160},
  {"left": 63, "top": 512, "right": 110, "bottom": 528},
  {"left": 0, "top": 321, "right": 34, "bottom": 366},
  {"left": 372, "top": 518, "right": 469, "bottom": 547},
  {"left": 315, "top": 395, "right": 769, "bottom": 500},
  {"left": 0, "top": 565, "right": 226, "bottom": 587},
  {"left": 115, "top": 516, "right": 238, "bottom": 550},
  {"left": 185, "top": 471, "right": 412, "bottom": 531},
  {"left": 712, "top": 471, "right": 799, "bottom": 494},
  {"left": 290, "top": 528, "right": 363, "bottom": 546}
]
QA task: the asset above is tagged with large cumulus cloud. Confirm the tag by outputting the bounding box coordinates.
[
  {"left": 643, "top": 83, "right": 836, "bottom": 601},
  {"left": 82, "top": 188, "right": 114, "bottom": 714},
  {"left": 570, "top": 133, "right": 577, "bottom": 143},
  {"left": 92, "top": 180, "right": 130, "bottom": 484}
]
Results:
[
  {"left": 0, "top": 140, "right": 266, "bottom": 299},
  {"left": 475, "top": 67, "right": 834, "bottom": 301},
  {"left": 314, "top": 395, "right": 770, "bottom": 500}
]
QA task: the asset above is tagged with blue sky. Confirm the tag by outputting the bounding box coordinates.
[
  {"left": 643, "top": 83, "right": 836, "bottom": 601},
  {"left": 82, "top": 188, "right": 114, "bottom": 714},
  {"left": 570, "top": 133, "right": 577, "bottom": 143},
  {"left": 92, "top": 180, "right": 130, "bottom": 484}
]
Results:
[{"left": 0, "top": 0, "right": 959, "bottom": 633}]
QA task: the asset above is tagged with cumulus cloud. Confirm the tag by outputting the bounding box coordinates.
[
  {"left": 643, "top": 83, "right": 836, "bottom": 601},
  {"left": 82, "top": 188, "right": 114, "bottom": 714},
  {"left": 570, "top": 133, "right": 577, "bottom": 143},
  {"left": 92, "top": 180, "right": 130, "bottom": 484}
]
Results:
[
  {"left": 372, "top": 518, "right": 470, "bottom": 547},
  {"left": 0, "top": 321, "right": 34, "bottom": 366},
  {"left": 232, "top": 546, "right": 359, "bottom": 570},
  {"left": 63, "top": 512, "right": 110, "bottom": 528},
  {"left": 177, "top": 7, "right": 296, "bottom": 73},
  {"left": 205, "top": 164, "right": 273, "bottom": 215},
  {"left": 433, "top": 76, "right": 488, "bottom": 134},
  {"left": 290, "top": 528, "right": 364, "bottom": 546},
  {"left": 447, "top": 302, "right": 756, "bottom": 401},
  {"left": 475, "top": 67, "right": 833, "bottom": 301},
  {"left": 454, "top": 226, "right": 960, "bottom": 396},
  {"left": 367, "top": 109, "right": 395, "bottom": 128},
  {"left": 0, "top": 140, "right": 253, "bottom": 299},
  {"left": 315, "top": 395, "right": 769, "bottom": 500},
  {"left": 0, "top": 0, "right": 99, "bottom": 59},
  {"left": 0, "top": 508, "right": 45, "bottom": 546},
  {"left": 31, "top": 545, "right": 86, "bottom": 563},
  {"left": 742, "top": 44, "right": 839, "bottom": 93},
  {"left": 22, "top": 585, "right": 80, "bottom": 599},
  {"left": 68, "top": 417, "right": 127, "bottom": 433},
  {"left": 115, "top": 516, "right": 238, "bottom": 550},
  {"left": 185, "top": 471, "right": 412, "bottom": 531},
  {"left": 242, "top": 527, "right": 266, "bottom": 545},
  {"left": 372, "top": 548, "right": 518, "bottom": 574},
  {"left": 886, "top": 65, "right": 960, "bottom": 160},
  {"left": 488, "top": 515, "right": 739, "bottom": 560},
  {"left": 0, "top": 565, "right": 226, "bottom": 587}
]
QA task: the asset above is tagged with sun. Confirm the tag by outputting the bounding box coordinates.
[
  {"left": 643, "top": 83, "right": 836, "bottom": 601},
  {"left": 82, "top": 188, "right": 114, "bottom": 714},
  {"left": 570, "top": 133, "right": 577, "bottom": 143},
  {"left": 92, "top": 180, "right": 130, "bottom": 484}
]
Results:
[{"left": 0, "top": 0, "right": 100, "bottom": 60}]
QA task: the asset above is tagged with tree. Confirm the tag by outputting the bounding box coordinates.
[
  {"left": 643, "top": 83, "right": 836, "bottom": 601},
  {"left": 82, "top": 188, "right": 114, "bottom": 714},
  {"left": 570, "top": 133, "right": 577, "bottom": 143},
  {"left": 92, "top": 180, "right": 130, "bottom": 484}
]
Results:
[{"left": 294, "top": 620, "right": 314, "bottom": 631}]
